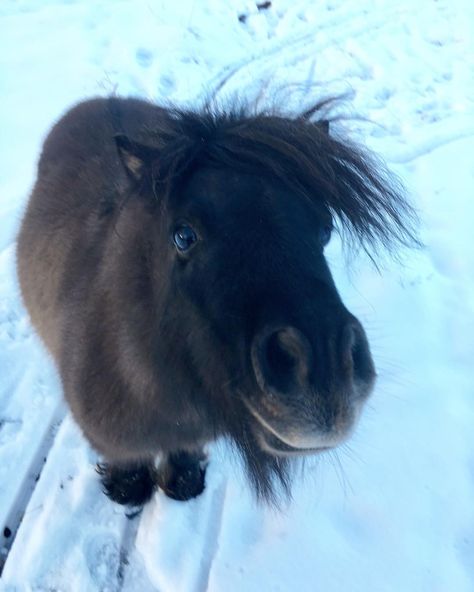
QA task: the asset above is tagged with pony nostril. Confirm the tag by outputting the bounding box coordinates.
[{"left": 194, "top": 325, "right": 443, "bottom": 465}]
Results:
[
  {"left": 253, "top": 327, "right": 313, "bottom": 395},
  {"left": 267, "top": 332, "right": 297, "bottom": 380},
  {"left": 344, "top": 322, "right": 375, "bottom": 385}
]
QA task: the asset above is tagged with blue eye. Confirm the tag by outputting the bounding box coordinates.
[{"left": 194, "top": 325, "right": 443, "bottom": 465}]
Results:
[
  {"left": 320, "top": 225, "right": 332, "bottom": 247},
  {"left": 173, "top": 225, "right": 197, "bottom": 252}
]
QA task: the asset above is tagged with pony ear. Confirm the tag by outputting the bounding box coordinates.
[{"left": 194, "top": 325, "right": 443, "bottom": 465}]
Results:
[
  {"left": 114, "top": 134, "right": 158, "bottom": 181},
  {"left": 319, "top": 120, "right": 330, "bottom": 135}
]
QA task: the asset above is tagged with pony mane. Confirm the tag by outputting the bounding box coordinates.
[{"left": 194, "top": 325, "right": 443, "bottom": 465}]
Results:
[{"left": 144, "top": 99, "right": 420, "bottom": 258}]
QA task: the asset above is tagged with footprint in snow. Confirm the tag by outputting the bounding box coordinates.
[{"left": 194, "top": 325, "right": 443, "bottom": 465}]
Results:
[
  {"left": 0, "top": 418, "right": 23, "bottom": 446},
  {"left": 136, "top": 48, "right": 153, "bottom": 69},
  {"left": 84, "top": 533, "right": 121, "bottom": 588},
  {"left": 0, "top": 303, "right": 31, "bottom": 342},
  {"left": 159, "top": 73, "right": 176, "bottom": 96}
]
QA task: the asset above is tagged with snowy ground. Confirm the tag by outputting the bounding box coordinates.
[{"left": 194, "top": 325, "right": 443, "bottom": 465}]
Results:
[{"left": 1, "top": 0, "right": 473, "bottom": 590}]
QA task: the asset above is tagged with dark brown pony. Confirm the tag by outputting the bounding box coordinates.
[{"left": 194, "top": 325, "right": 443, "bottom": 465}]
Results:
[{"left": 16, "top": 97, "right": 417, "bottom": 505}]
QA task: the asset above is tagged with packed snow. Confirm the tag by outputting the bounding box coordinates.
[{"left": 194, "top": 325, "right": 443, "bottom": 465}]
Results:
[{"left": 1, "top": 0, "right": 473, "bottom": 590}]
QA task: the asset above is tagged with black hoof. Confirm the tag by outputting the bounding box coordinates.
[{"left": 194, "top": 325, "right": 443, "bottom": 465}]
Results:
[
  {"left": 97, "top": 462, "right": 157, "bottom": 506},
  {"left": 157, "top": 451, "right": 206, "bottom": 501}
]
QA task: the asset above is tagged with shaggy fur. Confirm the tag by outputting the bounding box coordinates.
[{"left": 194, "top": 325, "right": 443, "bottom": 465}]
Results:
[{"left": 17, "top": 96, "right": 417, "bottom": 505}]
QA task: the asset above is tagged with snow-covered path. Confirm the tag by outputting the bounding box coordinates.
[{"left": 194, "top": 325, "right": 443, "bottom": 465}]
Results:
[{"left": 1, "top": 1, "right": 473, "bottom": 590}]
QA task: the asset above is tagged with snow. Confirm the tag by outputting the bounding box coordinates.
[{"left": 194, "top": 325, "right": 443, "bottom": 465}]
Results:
[{"left": 1, "top": 0, "right": 473, "bottom": 590}]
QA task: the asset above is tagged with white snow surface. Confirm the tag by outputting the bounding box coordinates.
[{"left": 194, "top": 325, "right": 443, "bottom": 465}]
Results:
[{"left": 1, "top": 0, "right": 473, "bottom": 590}]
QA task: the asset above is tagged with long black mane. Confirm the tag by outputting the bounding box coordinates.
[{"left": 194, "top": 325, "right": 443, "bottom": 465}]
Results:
[{"left": 137, "top": 100, "right": 419, "bottom": 257}]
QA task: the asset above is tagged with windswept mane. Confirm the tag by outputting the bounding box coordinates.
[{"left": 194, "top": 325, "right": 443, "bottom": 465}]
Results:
[{"left": 142, "top": 100, "right": 419, "bottom": 257}]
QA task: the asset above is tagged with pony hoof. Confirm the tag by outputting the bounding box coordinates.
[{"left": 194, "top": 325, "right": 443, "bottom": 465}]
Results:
[
  {"left": 157, "top": 454, "right": 206, "bottom": 501},
  {"left": 98, "top": 462, "right": 157, "bottom": 506}
]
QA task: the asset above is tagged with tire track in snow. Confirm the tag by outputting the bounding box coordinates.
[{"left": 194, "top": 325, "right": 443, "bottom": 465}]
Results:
[
  {"left": 0, "top": 244, "right": 67, "bottom": 574},
  {"left": 0, "top": 403, "right": 65, "bottom": 575},
  {"left": 384, "top": 118, "right": 474, "bottom": 163},
  {"left": 117, "top": 512, "right": 142, "bottom": 588},
  {"left": 119, "top": 511, "right": 159, "bottom": 592},
  {"left": 193, "top": 477, "right": 227, "bottom": 592},
  {"left": 1, "top": 416, "right": 146, "bottom": 590},
  {"left": 133, "top": 459, "right": 229, "bottom": 592},
  {"left": 206, "top": 5, "right": 412, "bottom": 101}
]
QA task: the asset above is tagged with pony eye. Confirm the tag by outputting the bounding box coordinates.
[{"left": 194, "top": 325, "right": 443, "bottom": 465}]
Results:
[
  {"left": 173, "top": 225, "right": 197, "bottom": 252},
  {"left": 320, "top": 225, "right": 332, "bottom": 247}
]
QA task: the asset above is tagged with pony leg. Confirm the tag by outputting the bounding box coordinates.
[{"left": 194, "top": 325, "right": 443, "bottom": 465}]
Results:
[{"left": 157, "top": 450, "right": 207, "bottom": 501}]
